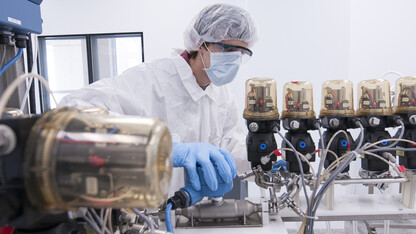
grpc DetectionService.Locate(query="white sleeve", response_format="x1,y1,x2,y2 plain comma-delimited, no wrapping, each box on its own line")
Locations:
220,91,251,175
58,68,152,117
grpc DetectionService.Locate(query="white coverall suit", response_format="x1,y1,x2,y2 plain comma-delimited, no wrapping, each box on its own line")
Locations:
59,54,251,193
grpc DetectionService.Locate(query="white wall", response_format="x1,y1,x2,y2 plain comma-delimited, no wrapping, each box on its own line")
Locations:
40,0,416,193
41,0,416,117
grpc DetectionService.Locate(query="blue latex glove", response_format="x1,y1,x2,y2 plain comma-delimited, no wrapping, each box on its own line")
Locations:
182,167,233,206
172,142,237,191
272,159,287,173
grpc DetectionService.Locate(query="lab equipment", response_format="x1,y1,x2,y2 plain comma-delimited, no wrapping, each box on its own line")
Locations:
243,78,279,171
319,80,357,174
175,199,264,228
0,0,43,34
0,107,173,231
163,77,416,234
0,48,23,77
281,81,315,119
356,79,399,174
281,81,317,174
319,80,355,116
394,76,416,169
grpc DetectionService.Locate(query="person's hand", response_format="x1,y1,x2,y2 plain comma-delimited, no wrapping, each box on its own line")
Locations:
172,142,237,191
182,167,233,206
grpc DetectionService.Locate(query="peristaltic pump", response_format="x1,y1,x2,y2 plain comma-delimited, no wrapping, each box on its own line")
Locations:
357,79,399,176
243,78,280,171
393,76,416,170
281,81,317,174
319,80,357,176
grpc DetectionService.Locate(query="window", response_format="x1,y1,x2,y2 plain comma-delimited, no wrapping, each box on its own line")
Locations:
38,32,144,110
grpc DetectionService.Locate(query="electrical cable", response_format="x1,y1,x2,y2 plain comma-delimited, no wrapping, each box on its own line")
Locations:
360,151,402,176
275,146,317,177
381,71,404,79
362,135,414,152
275,128,311,218
355,121,365,150
403,87,416,99
369,147,416,153
86,210,103,234
87,208,110,234
314,135,401,225
304,121,364,233
364,89,376,109
325,149,339,166
317,129,351,184
0,48,23,77
107,208,113,234
100,208,104,221
101,208,111,234
83,214,101,234
371,118,405,150
308,152,356,232
0,73,57,118
20,35,39,112
165,202,174,233
298,119,409,233
307,122,327,231
132,208,155,234
321,153,353,180
330,90,338,110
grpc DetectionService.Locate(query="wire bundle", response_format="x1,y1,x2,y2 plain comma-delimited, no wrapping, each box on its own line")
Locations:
274,119,414,234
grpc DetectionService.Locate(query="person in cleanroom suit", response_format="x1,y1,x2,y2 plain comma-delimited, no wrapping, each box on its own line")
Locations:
59,3,258,194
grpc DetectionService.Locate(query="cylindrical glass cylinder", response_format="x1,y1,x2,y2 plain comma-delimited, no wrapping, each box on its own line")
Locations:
24,107,172,212
319,80,355,117
393,76,416,114
281,81,315,118
356,79,392,116
243,78,279,120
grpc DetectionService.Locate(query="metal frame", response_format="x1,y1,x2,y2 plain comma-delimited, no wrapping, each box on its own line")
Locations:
36,32,144,111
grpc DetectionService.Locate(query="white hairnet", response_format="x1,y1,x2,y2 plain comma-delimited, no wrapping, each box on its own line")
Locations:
184,3,259,52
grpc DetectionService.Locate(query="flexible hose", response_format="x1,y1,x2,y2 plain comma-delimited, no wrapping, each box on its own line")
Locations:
165,202,174,233
0,48,23,77
132,208,155,234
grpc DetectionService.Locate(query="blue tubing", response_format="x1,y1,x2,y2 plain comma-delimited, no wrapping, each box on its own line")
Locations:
165,202,174,233
0,48,23,77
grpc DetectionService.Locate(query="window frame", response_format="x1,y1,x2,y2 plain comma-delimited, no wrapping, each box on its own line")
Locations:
37,32,145,111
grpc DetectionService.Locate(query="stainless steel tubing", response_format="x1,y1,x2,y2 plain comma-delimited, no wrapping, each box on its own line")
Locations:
175,199,261,219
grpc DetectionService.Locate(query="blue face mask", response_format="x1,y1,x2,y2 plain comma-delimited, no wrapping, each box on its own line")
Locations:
200,48,242,86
